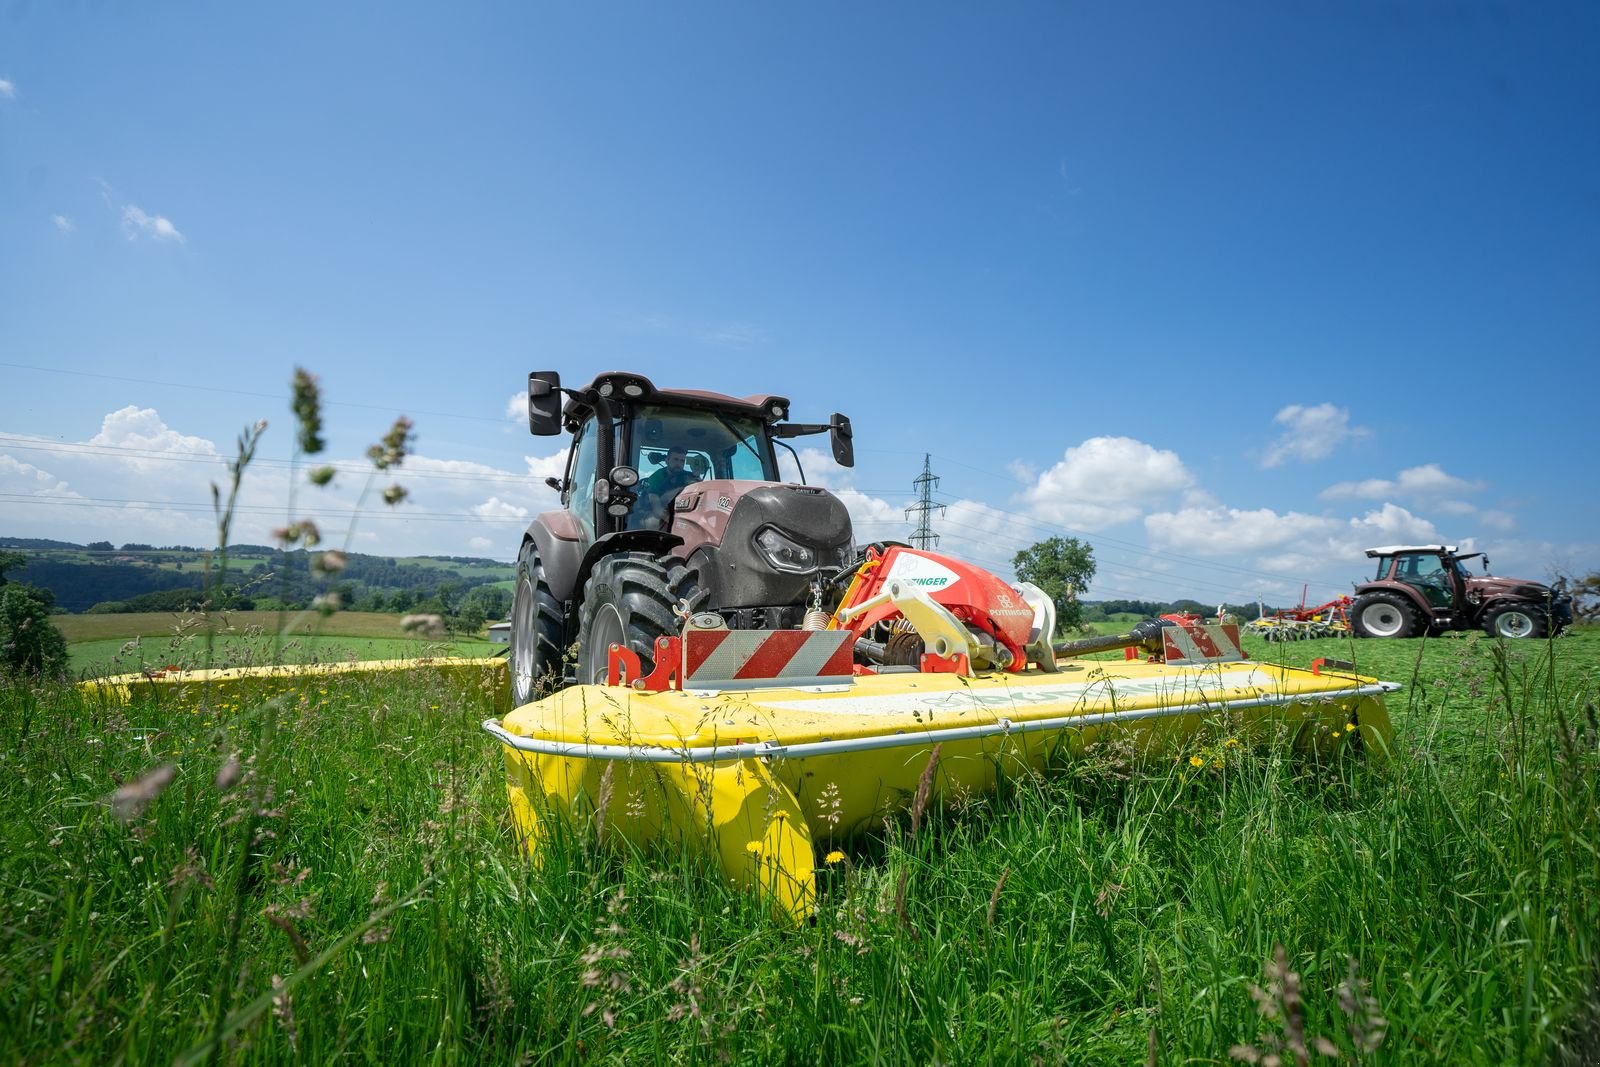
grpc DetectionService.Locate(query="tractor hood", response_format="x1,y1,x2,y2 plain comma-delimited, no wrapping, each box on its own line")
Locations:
668,480,854,609
1468,576,1552,600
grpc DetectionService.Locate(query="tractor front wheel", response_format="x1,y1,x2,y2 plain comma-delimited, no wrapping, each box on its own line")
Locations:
1352,591,1421,639
510,541,568,706
576,552,704,686
1483,602,1548,640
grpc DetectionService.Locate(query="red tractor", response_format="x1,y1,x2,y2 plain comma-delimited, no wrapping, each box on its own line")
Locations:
509,371,857,703
1350,545,1572,640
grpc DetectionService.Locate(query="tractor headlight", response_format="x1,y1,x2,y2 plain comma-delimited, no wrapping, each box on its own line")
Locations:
753,526,817,574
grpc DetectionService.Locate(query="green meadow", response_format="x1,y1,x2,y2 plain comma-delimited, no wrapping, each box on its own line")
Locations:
2,628,1597,1064
55,611,497,678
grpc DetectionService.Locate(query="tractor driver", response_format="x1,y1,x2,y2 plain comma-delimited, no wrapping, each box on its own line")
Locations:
634,445,702,528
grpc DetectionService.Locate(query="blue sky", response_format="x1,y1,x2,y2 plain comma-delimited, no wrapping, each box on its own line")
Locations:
2,2,1596,605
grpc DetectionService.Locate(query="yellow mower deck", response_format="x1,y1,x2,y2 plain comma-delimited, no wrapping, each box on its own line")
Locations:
488,658,1396,922
80,656,510,711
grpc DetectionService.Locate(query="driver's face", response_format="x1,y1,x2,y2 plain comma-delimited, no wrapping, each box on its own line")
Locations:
667,451,685,469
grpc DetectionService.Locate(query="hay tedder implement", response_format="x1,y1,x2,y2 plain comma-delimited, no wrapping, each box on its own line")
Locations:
483,371,1399,920
1245,595,1353,642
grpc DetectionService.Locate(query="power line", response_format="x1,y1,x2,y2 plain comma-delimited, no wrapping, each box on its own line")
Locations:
0,492,532,525
0,361,507,424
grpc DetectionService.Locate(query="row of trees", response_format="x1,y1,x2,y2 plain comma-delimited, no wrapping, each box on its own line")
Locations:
7,548,509,615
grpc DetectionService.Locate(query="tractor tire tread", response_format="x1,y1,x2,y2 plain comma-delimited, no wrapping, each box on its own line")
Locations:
577,552,706,683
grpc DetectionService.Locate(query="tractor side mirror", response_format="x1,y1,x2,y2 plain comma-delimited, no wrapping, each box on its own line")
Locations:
829,413,854,468
1482,556,1491,574
528,372,562,436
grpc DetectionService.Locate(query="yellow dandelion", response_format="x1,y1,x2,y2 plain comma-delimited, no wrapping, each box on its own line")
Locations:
1188,755,1204,768
1224,738,1240,748
824,850,846,865
1345,722,1356,732
1211,759,1223,769
744,841,762,856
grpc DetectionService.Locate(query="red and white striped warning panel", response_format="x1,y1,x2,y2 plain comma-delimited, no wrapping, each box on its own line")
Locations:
1161,622,1246,665
682,629,856,689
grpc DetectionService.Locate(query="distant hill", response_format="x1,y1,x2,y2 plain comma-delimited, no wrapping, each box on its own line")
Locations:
2,538,515,618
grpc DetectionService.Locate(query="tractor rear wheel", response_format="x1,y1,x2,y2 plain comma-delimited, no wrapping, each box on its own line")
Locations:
576,552,705,686
510,541,568,706
1352,591,1421,638
1483,602,1548,639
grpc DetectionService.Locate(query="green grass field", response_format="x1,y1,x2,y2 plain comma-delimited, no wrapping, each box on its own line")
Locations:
56,612,497,677
2,629,1597,1064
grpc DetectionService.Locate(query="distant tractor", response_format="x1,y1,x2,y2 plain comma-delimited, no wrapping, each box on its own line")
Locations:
509,370,856,704
1351,545,1572,640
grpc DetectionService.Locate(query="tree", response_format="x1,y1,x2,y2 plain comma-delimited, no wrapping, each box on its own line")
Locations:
1,584,69,680
455,601,487,637
1013,536,1096,631
0,550,27,585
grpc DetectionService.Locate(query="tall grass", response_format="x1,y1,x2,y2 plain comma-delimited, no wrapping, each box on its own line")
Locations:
1,629,1596,1064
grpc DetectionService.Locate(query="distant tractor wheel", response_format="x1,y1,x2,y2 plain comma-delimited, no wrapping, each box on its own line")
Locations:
576,552,705,686
1483,602,1547,640
510,541,567,706
1352,591,1421,639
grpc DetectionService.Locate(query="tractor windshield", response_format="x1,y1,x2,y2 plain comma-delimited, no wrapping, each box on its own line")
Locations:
629,404,776,482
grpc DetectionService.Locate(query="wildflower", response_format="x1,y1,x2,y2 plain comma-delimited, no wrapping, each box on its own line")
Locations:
744,841,762,856
1331,731,1341,739
824,850,846,865
312,550,347,576
1345,722,1356,732
1189,755,1204,768
1224,738,1241,748
290,367,325,455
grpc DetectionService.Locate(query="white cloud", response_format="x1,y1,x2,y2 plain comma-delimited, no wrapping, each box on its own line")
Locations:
1019,436,1192,530
1260,403,1368,467
1145,500,1444,581
506,392,526,422
1146,504,1341,556
470,497,530,523
0,79,14,99
0,455,81,498
52,214,75,233
89,406,218,471
1321,463,1483,501
122,204,185,243
525,451,567,483
469,536,494,551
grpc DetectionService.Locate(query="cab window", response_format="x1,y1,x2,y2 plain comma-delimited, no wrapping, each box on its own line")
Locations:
628,405,775,481
567,417,600,540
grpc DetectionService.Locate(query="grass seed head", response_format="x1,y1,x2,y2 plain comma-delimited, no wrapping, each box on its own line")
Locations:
910,743,941,838
290,367,325,456
108,763,175,821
